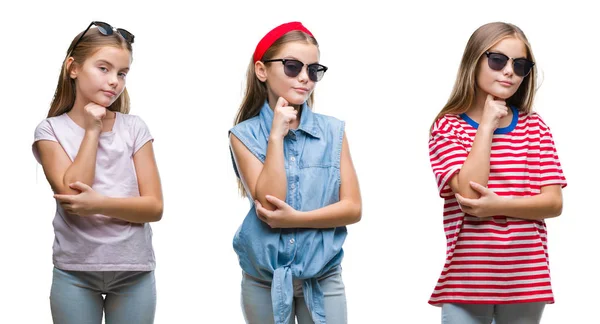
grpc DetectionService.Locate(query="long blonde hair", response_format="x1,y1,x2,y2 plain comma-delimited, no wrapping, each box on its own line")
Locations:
47,28,133,118
432,22,537,128
233,30,319,196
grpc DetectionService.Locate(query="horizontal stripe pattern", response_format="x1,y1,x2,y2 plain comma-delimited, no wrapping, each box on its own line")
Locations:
428,112,566,305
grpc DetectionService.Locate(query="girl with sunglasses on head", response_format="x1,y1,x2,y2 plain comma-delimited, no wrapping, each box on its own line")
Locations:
428,22,567,324
229,22,362,324
32,21,162,324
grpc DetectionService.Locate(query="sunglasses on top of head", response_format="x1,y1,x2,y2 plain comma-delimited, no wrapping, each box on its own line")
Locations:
485,51,535,77
67,21,134,57
262,58,328,82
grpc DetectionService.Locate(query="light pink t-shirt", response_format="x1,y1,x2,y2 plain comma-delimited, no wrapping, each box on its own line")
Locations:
33,112,155,271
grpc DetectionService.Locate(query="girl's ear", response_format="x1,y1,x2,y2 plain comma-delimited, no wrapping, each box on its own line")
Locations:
67,57,78,79
255,61,268,82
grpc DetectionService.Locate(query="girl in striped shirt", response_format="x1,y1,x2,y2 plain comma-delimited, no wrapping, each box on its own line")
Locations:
428,22,567,324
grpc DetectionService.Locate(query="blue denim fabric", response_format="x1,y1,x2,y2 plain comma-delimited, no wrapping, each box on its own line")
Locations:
230,101,346,324
241,266,347,324
441,303,546,324
50,267,156,324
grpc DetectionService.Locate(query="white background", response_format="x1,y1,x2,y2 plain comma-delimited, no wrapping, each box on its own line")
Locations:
0,0,597,323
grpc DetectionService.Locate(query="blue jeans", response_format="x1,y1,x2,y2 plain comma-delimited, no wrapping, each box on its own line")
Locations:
241,267,347,324
50,267,156,324
441,302,546,324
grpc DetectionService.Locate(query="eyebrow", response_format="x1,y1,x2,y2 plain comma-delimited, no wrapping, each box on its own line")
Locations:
488,49,527,59
282,56,320,65
96,59,130,71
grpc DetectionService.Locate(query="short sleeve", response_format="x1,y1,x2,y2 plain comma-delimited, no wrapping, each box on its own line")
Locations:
538,117,567,188
429,118,469,198
32,119,58,164
229,127,266,163
228,119,268,181
132,116,154,154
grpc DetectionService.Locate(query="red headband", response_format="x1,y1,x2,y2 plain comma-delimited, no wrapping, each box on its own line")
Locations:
253,22,313,63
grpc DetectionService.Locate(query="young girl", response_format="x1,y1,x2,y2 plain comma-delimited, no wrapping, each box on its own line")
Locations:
229,22,362,324
32,21,163,324
428,22,567,324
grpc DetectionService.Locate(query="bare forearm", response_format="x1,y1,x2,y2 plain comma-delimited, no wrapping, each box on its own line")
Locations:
255,136,287,209
62,131,99,194
293,200,362,228
96,196,163,223
499,194,562,220
457,127,493,198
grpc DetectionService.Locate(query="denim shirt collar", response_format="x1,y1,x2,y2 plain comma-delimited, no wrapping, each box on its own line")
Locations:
259,100,322,139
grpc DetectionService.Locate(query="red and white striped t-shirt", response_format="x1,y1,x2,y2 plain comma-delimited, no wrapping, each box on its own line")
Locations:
428,108,567,305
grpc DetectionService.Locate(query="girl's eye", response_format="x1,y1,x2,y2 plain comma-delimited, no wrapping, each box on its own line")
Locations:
118,72,127,78
99,67,108,72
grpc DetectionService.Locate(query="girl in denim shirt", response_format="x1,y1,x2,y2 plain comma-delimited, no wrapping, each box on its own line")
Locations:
229,22,362,324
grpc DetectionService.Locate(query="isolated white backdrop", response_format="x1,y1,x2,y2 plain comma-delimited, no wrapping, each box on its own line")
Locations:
0,0,597,323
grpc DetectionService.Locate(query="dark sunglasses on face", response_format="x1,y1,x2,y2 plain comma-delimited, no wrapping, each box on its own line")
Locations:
67,21,135,57
485,51,535,77
262,59,328,82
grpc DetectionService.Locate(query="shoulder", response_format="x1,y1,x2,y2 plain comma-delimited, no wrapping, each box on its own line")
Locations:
34,114,67,137
230,115,262,139
518,111,552,134
118,112,146,127
314,111,344,126
34,118,52,133
431,114,463,135
312,111,345,137
229,115,267,162
118,112,152,134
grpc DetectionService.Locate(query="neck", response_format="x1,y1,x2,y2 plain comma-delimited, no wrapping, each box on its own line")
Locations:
67,95,89,118
465,88,488,119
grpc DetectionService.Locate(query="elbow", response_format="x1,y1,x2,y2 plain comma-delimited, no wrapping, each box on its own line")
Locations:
54,183,80,195
456,184,481,200
255,191,285,212
348,201,362,225
150,199,164,222
454,175,485,199
58,178,91,195
542,195,563,219
552,198,563,218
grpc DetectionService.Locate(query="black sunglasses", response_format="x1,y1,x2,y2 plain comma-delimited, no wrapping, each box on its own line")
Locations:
262,59,328,82
67,21,134,57
485,51,534,77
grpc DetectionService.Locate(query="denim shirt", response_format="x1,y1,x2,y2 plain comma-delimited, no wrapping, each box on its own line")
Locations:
229,101,346,324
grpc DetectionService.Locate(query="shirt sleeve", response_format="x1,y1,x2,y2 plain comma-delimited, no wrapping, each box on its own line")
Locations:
537,116,567,188
32,119,58,164
429,117,469,198
132,116,154,154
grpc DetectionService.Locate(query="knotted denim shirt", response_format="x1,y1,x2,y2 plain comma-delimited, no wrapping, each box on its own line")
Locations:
229,101,347,324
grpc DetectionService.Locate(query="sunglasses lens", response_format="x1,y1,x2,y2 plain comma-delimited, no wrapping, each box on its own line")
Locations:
283,60,303,78
513,59,532,77
95,22,113,36
117,28,135,43
487,53,508,71
308,65,326,82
